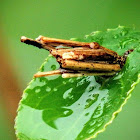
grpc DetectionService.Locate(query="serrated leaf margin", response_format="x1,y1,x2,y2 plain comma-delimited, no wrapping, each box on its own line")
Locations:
87,74,140,140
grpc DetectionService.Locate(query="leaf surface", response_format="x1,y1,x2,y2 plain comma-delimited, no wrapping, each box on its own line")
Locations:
15,26,140,140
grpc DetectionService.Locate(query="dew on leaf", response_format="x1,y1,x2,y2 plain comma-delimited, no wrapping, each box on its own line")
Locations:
62,81,67,84
84,94,99,109
92,104,103,118
16,26,140,140
120,30,128,36
87,128,95,134
85,112,89,116
113,34,119,39
35,88,41,93
46,86,51,92
53,88,57,92
88,85,95,92
63,88,73,99
63,110,73,116
51,65,56,70
119,38,137,49
113,73,123,80
68,78,75,83
89,120,96,126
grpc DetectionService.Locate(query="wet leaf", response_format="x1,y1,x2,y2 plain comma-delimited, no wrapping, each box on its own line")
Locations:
15,26,140,140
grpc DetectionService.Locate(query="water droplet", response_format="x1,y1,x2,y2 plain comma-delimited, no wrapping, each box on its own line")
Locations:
63,88,73,99
88,86,95,92
51,65,56,70
85,99,92,109
93,104,103,118
97,123,102,127
113,35,119,39
87,128,95,134
85,94,99,109
31,78,46,89
89,120,96,126
77,79,86,86
63,109,73,116
35,88,41,93
101,97,106,101
120,30,128,36
63,110,69,115
46,87,51,92
53,88,57,91
68,78,75,83
105,103,111,109
69,95,74,99
119,38,136,49
92,93,99,99
113,73,123,80
63,81,66,84
98,118,103,123
85,112,89,116
131,66,136,72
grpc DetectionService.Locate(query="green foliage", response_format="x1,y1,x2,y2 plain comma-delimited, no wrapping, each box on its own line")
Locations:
15,26,140,140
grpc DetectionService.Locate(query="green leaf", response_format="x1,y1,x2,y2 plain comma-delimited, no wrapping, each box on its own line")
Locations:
15,26,140,140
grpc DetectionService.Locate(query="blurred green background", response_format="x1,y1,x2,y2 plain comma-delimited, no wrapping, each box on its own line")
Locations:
0,0,140,139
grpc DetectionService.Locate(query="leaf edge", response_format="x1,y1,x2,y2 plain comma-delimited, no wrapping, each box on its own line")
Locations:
86,74,140,140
